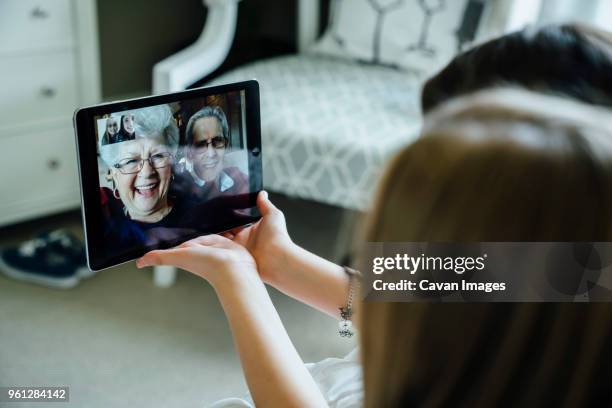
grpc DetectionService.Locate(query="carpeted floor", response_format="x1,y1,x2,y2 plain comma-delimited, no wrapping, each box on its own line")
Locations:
0,194,359,407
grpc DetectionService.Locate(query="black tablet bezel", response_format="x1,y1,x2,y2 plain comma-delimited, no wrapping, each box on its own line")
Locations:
73,80,262,271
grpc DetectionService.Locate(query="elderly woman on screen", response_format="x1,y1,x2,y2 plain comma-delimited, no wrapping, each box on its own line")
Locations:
97,104,195,249
100,104,179,224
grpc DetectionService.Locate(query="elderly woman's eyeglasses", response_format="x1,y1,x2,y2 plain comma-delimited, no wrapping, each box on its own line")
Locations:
113,152,173,174
194,136,228,150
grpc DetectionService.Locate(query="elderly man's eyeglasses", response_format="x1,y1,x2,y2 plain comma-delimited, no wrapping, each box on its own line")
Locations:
194,136,228,150
113,152,173,174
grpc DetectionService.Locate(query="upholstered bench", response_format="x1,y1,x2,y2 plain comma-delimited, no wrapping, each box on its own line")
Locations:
208,54,423,210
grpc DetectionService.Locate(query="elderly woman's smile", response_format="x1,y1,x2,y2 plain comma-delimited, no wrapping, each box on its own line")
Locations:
135,181,159,196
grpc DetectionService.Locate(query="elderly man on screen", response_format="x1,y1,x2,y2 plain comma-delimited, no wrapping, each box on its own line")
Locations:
173,105,253,231
179,106,249,199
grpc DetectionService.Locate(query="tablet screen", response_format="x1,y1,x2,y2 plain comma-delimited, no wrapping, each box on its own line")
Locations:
75,82,262,270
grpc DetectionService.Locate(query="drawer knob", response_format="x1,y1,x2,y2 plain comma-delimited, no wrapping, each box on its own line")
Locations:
40,87,56,98
47,159,60,170
31,6,49,19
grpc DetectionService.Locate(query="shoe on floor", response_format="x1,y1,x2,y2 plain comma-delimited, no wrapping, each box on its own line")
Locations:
0,229,89,289
40,229,93,278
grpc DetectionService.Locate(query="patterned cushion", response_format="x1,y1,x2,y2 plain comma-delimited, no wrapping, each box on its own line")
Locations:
310,0,471,75
209,55,423,210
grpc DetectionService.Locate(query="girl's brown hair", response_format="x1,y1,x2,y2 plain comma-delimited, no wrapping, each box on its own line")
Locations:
360,89,612,407
422,24,612,113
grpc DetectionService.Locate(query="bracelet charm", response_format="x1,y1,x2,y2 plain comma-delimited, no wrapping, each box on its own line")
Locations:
339,313,354,337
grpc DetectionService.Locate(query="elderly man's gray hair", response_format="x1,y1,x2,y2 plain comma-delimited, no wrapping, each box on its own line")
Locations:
99,104,179,167
185,106,230,147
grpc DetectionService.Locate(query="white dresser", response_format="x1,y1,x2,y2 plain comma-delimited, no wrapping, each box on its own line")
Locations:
0,0,100,227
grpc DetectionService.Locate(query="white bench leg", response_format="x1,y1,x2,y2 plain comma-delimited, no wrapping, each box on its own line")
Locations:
153,265,177,287
333,209,359,264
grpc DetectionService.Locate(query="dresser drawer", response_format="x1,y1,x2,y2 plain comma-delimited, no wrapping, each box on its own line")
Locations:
0,127,80,226
0,0,74,55
0,51,78,129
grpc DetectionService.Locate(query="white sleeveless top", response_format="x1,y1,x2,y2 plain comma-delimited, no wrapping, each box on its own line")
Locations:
208,348,363,408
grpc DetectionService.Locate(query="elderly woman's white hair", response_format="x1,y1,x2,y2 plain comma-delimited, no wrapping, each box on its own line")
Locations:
99,104,179,167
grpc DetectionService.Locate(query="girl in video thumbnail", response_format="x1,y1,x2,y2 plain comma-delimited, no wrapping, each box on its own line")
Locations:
114,113,136,143
100,116,119,145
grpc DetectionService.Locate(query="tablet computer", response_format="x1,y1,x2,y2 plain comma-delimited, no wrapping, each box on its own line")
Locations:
74,80,262,271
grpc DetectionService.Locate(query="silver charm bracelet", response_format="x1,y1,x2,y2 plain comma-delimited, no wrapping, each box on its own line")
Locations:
339,266,361,338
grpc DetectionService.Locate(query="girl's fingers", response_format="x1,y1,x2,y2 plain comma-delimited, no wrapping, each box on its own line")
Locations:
137,243,219,269
136,234,239,270
177,240,198,248
176,234,225,248
221,231,236,240
228,225,245,235
256,190,276,216
189,234,234,248
137,248,185,268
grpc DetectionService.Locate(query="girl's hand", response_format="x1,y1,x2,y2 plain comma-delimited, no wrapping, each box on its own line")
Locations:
136,234,258,291
224,191,294,285
225,191,349,320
